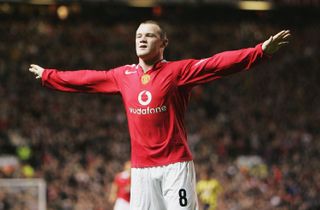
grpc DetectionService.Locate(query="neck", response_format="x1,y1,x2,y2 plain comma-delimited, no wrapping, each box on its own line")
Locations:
139,56,163,73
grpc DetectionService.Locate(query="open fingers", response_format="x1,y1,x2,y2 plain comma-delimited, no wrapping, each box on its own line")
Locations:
278,41,289,46
273,30,291,42
29,64,44,79
282,32,291,39
30,64,41,70
29,64,44,73
29,67,36,73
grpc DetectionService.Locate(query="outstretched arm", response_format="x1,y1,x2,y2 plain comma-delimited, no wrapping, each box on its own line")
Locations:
262,30,291,55
177,29,291,87
28,64,120,94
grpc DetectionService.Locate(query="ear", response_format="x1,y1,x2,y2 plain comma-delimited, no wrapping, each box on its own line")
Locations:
162,38,168,48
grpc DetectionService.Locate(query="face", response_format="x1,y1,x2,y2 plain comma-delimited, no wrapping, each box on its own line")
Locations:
135,23,165,60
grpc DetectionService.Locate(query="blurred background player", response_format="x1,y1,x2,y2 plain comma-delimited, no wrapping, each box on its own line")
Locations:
109,161,131,210
196,167,222,210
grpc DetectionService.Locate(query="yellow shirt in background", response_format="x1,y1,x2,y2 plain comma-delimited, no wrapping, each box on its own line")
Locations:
196,179,222,210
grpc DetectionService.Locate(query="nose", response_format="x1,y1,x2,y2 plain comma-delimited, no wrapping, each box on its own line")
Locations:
139,38,147,43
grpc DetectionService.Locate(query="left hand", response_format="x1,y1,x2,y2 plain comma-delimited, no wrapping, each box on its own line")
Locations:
29,64,44,79
262,30,291,55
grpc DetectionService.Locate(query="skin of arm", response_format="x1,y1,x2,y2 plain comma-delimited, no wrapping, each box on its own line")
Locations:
108,182,118,204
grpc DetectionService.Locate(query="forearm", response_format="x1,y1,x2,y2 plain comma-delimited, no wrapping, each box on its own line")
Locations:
178,43,268,86
205,43,267,76
42,69,119,93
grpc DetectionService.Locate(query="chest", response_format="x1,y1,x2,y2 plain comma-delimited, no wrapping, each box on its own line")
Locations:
120,69,177,106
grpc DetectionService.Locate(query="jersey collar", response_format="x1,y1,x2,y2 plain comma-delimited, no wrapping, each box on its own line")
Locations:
137,59,167,74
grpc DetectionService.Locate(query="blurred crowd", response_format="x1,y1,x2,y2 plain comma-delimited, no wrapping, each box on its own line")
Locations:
0,10,319,210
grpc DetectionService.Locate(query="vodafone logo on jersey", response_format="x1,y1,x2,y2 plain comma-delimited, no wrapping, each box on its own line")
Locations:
138,90,152,106
128,90,167,115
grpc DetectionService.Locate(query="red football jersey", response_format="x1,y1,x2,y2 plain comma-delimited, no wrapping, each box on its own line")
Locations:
114,171,131,202
42,44,266,167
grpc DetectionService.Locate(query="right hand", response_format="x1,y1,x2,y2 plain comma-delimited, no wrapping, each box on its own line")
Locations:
29,64,44,79
262,30,291,55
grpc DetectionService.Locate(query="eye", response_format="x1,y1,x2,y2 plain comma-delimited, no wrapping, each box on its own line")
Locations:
146,33,156,37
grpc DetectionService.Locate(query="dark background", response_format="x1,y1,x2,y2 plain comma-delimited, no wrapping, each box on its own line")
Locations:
0,1,319,209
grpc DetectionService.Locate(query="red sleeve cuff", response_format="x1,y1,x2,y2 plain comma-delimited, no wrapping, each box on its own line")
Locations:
41,69,54,86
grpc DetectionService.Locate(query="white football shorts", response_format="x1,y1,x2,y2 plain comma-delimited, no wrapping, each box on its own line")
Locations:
130,161,199,210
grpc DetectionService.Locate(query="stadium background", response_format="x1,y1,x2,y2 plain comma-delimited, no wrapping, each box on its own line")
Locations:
0,0,319,209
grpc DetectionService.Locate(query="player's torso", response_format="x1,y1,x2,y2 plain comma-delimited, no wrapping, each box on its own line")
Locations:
114,61,193,167
119,62,177,113
116,62,184,145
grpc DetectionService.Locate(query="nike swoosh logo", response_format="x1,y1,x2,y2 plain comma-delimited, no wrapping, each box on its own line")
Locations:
125,70,137,75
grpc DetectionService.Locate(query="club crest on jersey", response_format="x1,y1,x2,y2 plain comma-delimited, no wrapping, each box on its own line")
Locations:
141,74,151,85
